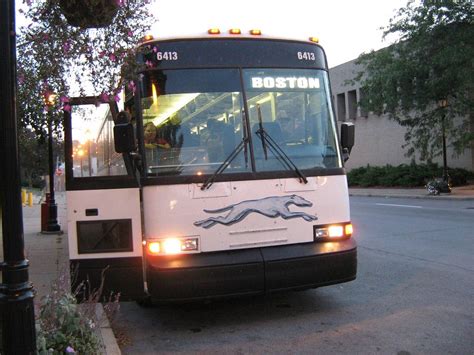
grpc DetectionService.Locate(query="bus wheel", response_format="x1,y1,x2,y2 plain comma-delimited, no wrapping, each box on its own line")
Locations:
136,296,154,307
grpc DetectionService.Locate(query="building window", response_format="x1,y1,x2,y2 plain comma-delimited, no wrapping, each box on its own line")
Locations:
336,93,346,121
348,90,357,120
358,88,368,118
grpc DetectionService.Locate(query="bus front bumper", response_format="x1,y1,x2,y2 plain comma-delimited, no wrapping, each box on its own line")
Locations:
146,239,357,301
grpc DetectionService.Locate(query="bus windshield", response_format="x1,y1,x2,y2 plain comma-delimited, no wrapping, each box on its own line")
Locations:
243,68,341,171
139,68,341,177
141,68,250,176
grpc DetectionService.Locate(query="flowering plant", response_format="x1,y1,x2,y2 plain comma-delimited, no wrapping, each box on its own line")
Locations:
17,0,155,136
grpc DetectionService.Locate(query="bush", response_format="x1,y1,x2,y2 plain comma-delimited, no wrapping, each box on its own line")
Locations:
36,274,102,354
347,163,474,187
36,268,120,354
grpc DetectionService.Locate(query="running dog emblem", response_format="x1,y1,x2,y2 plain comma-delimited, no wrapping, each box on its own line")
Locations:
194,194,317,229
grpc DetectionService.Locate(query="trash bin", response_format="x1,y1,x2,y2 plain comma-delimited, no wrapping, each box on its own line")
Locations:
41,193,50,232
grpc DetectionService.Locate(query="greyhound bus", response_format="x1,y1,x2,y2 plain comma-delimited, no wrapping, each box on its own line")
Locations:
64,29,356,302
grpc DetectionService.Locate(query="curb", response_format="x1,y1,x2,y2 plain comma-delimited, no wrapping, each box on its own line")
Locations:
96,303,121,355
349,191,474,201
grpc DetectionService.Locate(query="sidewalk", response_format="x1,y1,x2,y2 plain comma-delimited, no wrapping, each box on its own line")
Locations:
349,184,474,200
20,192,121,355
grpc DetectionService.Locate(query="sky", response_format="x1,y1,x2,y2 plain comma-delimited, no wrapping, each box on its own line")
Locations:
148,0,409,68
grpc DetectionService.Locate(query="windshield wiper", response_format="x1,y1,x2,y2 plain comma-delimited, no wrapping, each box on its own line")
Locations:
255,105,307,184
201,138,248,190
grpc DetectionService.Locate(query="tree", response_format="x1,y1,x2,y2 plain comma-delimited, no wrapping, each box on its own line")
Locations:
16,0,155,138
18,126,62,188
353,0,474,161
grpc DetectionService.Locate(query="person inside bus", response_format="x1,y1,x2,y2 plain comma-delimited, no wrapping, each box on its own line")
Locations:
144,122,158,149
144,121,170,149
277,110,292,140
205,119,234,163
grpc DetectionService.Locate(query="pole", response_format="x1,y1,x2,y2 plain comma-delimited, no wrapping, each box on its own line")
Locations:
46,113,61,232
441,113,449,183
0,0,37,353
438,99,449,185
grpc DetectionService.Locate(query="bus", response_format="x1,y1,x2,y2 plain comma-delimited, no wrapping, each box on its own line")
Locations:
64,29,356,302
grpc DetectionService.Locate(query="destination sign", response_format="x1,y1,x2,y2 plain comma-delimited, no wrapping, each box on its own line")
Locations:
250,76,320,89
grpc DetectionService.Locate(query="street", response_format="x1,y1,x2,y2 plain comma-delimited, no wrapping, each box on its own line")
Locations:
114,196,474,354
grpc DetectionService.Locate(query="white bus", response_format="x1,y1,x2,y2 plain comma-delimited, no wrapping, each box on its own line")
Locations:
64,29,356,302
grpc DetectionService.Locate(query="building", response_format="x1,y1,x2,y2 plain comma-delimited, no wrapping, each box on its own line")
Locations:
329,59,474,172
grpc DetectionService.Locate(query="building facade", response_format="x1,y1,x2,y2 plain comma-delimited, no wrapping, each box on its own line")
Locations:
329,59,474,172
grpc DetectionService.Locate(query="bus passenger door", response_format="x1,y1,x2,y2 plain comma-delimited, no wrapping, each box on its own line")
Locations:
64,98,144,301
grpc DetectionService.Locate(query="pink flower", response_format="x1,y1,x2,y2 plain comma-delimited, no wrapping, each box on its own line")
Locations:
18,74,25,85
63,104,72,112
100,92,109,102
99,51,106,58
128,80,136,94
109,53,117,62
63,40,71,53
60,96,70,104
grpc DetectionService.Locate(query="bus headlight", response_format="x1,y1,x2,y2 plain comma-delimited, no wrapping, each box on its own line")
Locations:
146,237,200,255
314,223,353,240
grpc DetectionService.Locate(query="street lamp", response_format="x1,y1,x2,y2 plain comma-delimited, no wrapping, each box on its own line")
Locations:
43,91,61,233
438,99,450,185
0,0,37,352
77,148,85,177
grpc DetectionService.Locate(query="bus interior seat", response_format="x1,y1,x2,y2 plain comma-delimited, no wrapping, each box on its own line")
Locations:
251,121,285,170
206,119,235,162
174,124,199,148
252,121,284,148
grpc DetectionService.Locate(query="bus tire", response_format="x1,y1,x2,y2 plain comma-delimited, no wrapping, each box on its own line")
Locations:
136,296,154,308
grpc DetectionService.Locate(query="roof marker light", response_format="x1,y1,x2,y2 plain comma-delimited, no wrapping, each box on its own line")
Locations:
208,28,221,35
229,28,241,35
249,29,262,35
143,34,154,41
309,36,319,43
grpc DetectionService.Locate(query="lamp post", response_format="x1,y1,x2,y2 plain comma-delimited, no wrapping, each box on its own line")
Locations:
44,92,61,233
78,148,85,177
0,0,37,352
438,99,450,185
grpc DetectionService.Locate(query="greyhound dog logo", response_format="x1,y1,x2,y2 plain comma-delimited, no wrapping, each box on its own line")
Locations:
194,194,317,229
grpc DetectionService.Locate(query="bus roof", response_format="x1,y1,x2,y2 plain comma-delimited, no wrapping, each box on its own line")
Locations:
140,30,320,47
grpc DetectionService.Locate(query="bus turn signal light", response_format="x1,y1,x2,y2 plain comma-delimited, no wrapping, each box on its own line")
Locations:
208,28,221,35
146,237,199,255
309,36,319,43
314,223,352,240
147,241,160,254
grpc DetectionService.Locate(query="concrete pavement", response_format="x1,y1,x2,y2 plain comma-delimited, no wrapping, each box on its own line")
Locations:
1,183,472,353
349,184,474,200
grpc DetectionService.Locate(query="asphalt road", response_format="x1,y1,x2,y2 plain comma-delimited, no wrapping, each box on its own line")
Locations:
115,196,474,354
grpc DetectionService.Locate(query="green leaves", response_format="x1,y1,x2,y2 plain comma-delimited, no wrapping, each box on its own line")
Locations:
354,0,474,160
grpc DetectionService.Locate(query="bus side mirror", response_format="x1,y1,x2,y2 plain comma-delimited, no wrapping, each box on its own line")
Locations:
113,111,136,153
340,122,355,162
